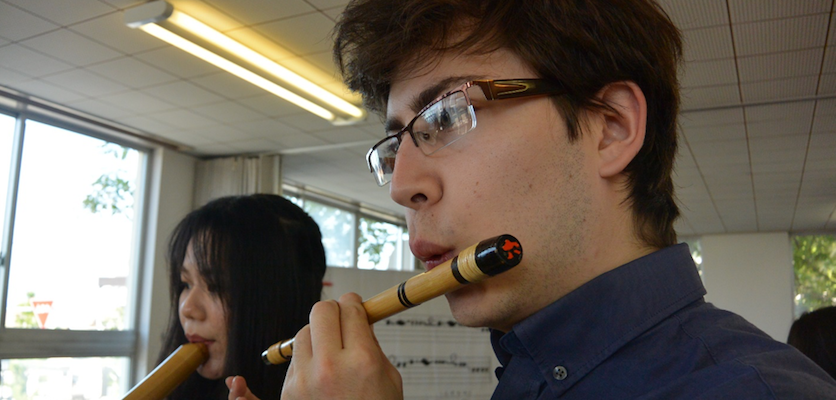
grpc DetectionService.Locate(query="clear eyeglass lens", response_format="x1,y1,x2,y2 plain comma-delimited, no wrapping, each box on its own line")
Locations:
370,136,399,185
412,91,474,155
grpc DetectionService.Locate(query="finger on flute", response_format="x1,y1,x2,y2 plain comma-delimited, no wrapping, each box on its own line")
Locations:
262,234,523,365
122,342,208,400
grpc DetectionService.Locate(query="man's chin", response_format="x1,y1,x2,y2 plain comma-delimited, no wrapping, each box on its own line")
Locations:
446,288,491,328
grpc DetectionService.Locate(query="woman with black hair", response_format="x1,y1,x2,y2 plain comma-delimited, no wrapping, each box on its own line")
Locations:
156,194,326,399
788,306,836,380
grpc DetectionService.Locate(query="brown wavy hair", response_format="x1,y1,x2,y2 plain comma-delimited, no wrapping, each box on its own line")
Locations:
334,0,683,248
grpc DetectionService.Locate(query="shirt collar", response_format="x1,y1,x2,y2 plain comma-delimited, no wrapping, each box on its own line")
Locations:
490,243,706,395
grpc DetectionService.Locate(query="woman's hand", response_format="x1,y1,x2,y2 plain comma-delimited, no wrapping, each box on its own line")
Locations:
226,375,260,400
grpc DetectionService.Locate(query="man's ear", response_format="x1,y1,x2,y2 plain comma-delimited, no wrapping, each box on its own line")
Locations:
595,81,647,178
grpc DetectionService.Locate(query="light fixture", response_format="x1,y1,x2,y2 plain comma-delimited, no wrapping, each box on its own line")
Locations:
125,1,365,124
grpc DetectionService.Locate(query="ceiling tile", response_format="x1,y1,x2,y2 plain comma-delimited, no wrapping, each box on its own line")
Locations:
753,172,802,191
743,76,819,102
280,111,338,133
682,123,746,142
189,71,266,100
0,44,74,77
744,101,815,121
682,26,733,62
115,114,177,135
680,58,738,87
812,115,836,133
186,125,256,143
100,0,143,8
312,126,376,144
817,99,836,116
205,0,315,25
690,140,749,162
320,5,346,21
819,74,836,94
86,56,178,89
746,119,811,138
254,13,334,56
307,0,350,10
680,108,744,128
680,85,741,110
728,0,832,23
20,29,122,67
823,47,836,74
41,68,130,98
234,118,303,138
0,2,59,41
96,90,177,114
71,12,164,55
4,0,116,25
733,14,829,57
191,101,266,123
237,93,313,118
228,137,283,153
146,108,220,129
5,78,86,104
657,0,728,30
271,131,328,148
63,97,132,120
0,65,34,87
749,136,809,153
750,158,805,174
737,49,823,82
140,81,226,107
133,46,221,79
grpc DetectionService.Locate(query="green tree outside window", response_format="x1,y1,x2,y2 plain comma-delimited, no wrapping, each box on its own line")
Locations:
792,234,836,318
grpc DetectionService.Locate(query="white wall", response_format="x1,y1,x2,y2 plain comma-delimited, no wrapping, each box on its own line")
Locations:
133,148,196,381
700,232,795,341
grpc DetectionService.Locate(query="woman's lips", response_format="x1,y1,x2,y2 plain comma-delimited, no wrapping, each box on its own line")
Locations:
186,334,214,346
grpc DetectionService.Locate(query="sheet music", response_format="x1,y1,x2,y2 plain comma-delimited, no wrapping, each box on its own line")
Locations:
323,268,499,399
376,313,496,399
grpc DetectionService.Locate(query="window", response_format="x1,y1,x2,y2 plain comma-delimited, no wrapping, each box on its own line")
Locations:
0,111,148,398
792,234,836,318
358,217,410,271
283,186,415,271
304,199,356,268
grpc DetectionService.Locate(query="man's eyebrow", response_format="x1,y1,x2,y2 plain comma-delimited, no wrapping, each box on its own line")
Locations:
384,75,481,133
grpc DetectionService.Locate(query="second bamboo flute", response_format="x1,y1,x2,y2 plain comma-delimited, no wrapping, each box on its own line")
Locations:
262,234,523,365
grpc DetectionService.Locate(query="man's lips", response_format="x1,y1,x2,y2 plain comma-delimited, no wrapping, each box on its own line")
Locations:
410,240,455,271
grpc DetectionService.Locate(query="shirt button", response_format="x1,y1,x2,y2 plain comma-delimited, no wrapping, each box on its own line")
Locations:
553,365,568,380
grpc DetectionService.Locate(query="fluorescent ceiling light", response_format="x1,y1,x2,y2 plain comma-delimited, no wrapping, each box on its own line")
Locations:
125,1,365,123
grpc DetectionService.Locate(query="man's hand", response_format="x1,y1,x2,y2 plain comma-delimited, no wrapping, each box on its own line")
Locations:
281,292,403,399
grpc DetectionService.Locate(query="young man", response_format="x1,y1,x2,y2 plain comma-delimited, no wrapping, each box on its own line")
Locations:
229,1,836,399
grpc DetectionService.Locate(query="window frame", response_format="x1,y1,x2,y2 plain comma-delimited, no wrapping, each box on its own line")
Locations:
282,183,417,271
0,98,154,390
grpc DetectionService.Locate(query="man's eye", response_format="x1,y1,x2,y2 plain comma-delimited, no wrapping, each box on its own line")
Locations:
438,109,453,129
415,130,436,143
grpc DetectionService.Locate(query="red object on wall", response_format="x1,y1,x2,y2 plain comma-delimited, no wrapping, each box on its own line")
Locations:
31,300,53,329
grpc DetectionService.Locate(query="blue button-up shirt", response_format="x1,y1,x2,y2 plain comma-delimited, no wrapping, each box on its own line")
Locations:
490,244,836,399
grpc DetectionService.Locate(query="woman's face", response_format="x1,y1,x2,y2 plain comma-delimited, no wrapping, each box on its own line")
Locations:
178,241,228,379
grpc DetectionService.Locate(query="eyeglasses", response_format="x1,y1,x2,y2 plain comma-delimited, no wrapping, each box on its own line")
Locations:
366,79,565,186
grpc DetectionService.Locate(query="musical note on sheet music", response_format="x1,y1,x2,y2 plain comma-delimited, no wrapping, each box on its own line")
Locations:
376,314,497,399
